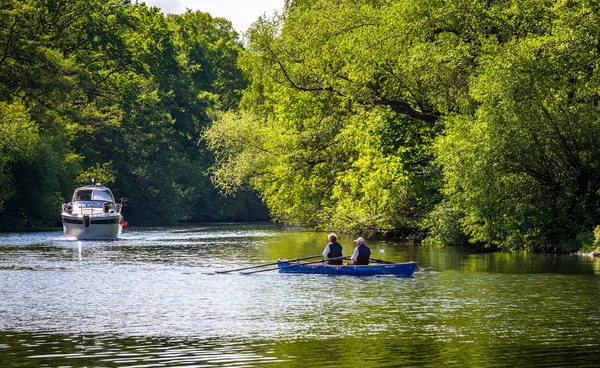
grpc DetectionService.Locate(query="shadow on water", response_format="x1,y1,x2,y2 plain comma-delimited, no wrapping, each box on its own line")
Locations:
1,223,600,367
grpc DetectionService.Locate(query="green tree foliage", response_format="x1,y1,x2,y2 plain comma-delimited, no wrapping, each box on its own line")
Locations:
436,1,600,250
206,0,600,249
0,0,266,229
0,0,84,229
206,0,486,234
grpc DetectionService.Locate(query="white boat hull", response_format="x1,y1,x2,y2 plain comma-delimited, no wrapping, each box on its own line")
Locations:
62,213,123,240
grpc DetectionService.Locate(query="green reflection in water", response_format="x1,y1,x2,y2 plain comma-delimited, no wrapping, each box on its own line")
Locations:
2,329,599,367
0,332,284,367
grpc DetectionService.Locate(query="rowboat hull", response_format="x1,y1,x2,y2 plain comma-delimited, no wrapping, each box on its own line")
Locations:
277,260,417,277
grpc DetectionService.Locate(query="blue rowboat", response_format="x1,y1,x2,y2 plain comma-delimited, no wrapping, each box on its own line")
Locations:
276,260,417,277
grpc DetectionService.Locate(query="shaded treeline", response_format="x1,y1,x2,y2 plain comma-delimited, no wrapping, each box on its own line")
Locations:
0,0,268,229
205,0,600,251
4,0,600,252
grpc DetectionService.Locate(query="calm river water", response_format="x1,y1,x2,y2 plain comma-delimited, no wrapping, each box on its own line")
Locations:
1,223,600,367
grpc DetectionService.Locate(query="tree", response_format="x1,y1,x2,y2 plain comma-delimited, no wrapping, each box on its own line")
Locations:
204,0,528,234
0,0,266,229
435,1,600,250
0,0,93,228
206,0,600,250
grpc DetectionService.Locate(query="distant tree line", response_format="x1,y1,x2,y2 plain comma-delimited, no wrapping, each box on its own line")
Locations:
0,0,268,229
205,0,600,252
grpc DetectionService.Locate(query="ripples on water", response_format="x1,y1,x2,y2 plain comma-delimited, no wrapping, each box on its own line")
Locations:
1,224,600,367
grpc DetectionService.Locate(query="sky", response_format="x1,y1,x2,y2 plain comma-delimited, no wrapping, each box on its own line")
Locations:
142,0,285,34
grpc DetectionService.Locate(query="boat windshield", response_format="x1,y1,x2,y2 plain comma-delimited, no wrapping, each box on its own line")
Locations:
72,189,115,203
92,190,112,202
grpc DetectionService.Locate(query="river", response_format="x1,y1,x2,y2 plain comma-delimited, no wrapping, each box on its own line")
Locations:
1,223,599,367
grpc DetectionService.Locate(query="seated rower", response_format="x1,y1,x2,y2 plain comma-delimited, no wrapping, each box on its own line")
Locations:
348,237,371,265
322,233,344,265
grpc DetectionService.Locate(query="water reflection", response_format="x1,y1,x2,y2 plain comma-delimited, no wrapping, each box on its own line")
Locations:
1,224,600,367
1,332,283,367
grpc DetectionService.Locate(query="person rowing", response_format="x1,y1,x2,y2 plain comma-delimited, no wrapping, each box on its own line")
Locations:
322,233,344,265
348,237,371,265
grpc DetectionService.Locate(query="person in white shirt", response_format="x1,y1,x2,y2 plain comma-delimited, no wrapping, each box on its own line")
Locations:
322,233,344,265
348,237,371,265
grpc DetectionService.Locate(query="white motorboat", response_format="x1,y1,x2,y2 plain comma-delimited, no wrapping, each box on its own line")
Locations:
61,184,126,239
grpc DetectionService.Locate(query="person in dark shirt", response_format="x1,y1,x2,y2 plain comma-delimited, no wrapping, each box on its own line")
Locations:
349,237,371,265
322,233,344,265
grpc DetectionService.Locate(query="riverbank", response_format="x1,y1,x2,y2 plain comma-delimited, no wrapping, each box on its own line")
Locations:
572,251,600,257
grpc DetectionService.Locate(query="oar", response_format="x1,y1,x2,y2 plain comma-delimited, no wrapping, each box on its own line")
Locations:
215,254,323,274
369,248,394,264
370,258,395,264
241,256,350,275
241,256,349,275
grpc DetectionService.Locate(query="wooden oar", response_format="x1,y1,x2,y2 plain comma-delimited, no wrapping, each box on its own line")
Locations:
368,249,395,264
369,258,395,264
215,254,323,274
241,256,350,275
